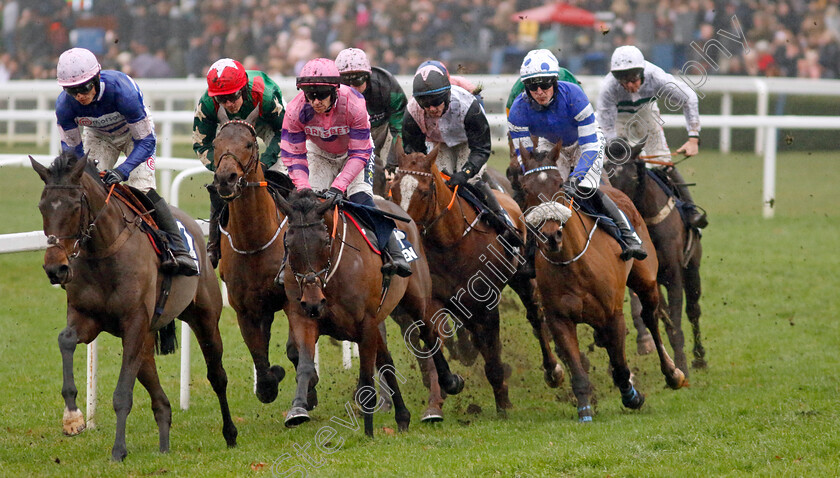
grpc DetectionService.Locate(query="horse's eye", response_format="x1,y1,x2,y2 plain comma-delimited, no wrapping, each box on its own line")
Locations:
247,142,254,149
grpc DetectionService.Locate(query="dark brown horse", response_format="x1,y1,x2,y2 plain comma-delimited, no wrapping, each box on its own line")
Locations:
517,143,686,422
604,140,705,372
32,151,236,461
390,142,563,417
212,120,289,404
276,190,464,436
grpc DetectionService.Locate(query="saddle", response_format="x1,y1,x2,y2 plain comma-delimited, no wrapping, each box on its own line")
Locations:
573,195,629,250
645,168,700,232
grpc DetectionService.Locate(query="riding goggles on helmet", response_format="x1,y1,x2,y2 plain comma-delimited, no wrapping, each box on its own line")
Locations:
416,92,448,109
340,73,369,87
612,68,644,84
524,78,555,92
302,86,335,101
215,89,242,104
64,79,96,96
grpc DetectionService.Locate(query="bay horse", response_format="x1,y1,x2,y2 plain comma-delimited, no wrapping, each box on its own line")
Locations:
275,189,464,436
211,120,289,405
604,139,705,372
213,121,454,422
390,142,563,417
517,143,686,422
31,151,236,461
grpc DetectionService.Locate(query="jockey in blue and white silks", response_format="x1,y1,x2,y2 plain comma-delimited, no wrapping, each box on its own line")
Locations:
54,48,197,276
507,49,647,261
56,62,156,192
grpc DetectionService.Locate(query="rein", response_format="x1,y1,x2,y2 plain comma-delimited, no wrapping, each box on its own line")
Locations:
288,205,346,292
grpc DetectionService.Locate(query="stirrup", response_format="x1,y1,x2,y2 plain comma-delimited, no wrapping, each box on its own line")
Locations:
174,252,199,276
160,250,179,275
619,243,647,261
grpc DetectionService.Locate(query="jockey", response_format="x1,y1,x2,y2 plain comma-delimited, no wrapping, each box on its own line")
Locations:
55,47,197,276
402,61,521,246
505,49,580,117
280,58,412,278
335,48,407,195
193,58,287,268
508,49,647,261
598,45,707,229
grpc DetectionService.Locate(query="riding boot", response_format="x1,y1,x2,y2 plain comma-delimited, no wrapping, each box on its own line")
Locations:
382,230,412,278
665,167,708,229
206,185,223,268
147,189,199,276
588,187,647,261
521,232,537,278
475,180,524,247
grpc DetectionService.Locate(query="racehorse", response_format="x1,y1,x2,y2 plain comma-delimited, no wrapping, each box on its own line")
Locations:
604,140,705,372
31,151,236,461
275,189,464,436
212,120,290,405
390,141,564,417
517,143,686,421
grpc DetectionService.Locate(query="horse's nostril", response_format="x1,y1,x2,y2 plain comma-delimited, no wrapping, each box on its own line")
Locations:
227,173,237,184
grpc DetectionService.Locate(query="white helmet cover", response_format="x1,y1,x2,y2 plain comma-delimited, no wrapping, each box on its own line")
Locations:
520,49,560,81
610,45,645,72
335,48,372,74
57,48,101,87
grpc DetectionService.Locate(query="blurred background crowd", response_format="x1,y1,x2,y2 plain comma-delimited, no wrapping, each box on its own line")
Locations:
1,0,839,82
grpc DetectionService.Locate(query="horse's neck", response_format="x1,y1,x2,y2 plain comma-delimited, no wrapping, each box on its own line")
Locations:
557,208,596,261
425,169,475,247
228,172,282,238
81,175,126,250
635,174,668,218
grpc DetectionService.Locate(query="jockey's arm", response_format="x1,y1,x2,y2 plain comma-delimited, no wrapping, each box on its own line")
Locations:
259,91,286,168
113,87,156,178
193,98,217,171
651,66,701,156
567,86,603,182
387,88,407,145
401,113,427,155
506,101,533,169
279,115,311,190
462,101,492,176
331,110,372,193
596,76,619,140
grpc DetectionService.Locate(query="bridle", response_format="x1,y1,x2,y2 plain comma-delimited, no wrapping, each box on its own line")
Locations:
286,206,347,294
395,167,469,237
43,182,121,260
215,120,260,201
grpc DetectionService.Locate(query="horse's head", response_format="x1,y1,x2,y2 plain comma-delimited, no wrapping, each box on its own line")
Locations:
212,120,261,201
518,142,571,252
275,189,335,319
603,137,647,199
389,139,441,222
31,152,99,285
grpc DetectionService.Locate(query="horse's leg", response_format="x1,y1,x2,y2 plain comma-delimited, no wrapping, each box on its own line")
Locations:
376,321,393,412
58,314,100,436
284,318,318,427
237,310,285,404
454,325,479,366
684,244,706,369
662,268,689,377
471,309,512,415
629,273,686,390
285,334,318,411
507,273,563,387
374,335,411,432
547,315,593,422
391,309,446,422
111,325,154,461
598,316,645,410
629,291,654,355
356,322,380,437
182,310,238,447
135,346,171,453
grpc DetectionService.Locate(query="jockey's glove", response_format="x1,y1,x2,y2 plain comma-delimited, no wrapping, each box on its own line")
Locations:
102,169,125,186
446,170,470,187
323,187,344,206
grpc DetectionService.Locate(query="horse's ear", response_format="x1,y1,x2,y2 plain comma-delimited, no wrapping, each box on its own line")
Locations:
30,155,49,183
274,189,293,217
71,153,88,181
519,141,532,163
427,143,440,164
395,135,405,160
314,197,336,216
548,140,562,163
632,136,647,159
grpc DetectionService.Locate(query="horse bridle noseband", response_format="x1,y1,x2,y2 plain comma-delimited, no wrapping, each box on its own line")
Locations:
43,183,116,259
215,120,260,200
395,167,471,236
286,215,336,293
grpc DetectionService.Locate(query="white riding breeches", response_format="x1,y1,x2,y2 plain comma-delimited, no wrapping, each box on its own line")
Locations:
614,101,670,158
305,140,374,198
83,129,156,192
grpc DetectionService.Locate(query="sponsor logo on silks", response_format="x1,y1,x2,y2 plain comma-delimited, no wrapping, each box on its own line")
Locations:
303,125,350,138
394,229,419,263
146,156,156,170
75,112,123,129
176,219,201,273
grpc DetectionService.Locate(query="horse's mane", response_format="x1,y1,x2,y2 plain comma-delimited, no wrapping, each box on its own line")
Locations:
288,189,324,216
48,150,103,184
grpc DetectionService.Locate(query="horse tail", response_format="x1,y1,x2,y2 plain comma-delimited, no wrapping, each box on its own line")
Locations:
155,321,179,355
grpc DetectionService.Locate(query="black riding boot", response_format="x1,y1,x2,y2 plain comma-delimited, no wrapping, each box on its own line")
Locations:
475,180,523,247
587,187,647,261
665,167,707,228
382,230,412,278
147,189,199,276
206,185,223,269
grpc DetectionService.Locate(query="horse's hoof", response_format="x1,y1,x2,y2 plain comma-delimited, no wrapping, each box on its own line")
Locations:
636,334,655,355
420,407,444,423
223,423,238,448
544,364,565,388
443,374,465,395
621,386,646,409
111,446,127,462
305,387,319,411
667,368,687,389
397,421,409,432
62,408,85,436
284,407,310,428
577,405,593,423
692,358,707,369
270,365,286,384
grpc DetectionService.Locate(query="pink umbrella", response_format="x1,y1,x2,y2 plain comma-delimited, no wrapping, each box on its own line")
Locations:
512,2,596,27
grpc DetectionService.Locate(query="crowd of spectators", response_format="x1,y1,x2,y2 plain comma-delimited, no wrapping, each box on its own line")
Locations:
1,0,839,82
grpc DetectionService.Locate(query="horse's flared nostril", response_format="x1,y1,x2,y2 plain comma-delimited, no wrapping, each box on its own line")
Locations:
227,172,237,185
45,264,71,284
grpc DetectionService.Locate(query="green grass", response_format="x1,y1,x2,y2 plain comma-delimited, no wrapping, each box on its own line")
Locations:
1,149,839,476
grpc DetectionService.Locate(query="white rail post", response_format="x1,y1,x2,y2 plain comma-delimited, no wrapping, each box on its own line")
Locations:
86,339,98,428
180,323,191,410
36,95,48,147
720,93,732,153
754,79,768,155
342,341,352,369
7,97,15,146
763,126,777,219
